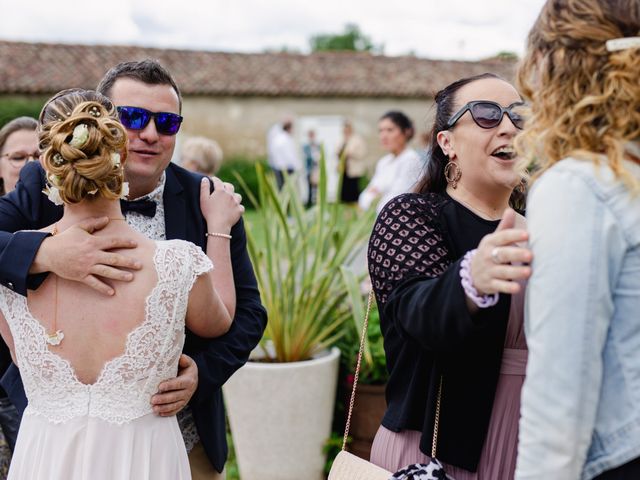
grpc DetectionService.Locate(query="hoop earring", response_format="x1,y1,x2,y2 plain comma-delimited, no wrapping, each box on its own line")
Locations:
514,178,527,194
444,161,462,189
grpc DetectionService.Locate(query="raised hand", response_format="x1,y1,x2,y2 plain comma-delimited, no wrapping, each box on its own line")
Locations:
199,176,245,234
470,208,532,296
31,216,141,296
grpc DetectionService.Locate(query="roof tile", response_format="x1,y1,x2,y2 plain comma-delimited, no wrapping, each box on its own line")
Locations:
0,40,516,97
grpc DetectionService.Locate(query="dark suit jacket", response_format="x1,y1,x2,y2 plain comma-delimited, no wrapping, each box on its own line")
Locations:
0,161,267,473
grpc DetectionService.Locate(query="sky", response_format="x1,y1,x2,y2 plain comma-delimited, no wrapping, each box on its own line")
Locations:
0,0,547,61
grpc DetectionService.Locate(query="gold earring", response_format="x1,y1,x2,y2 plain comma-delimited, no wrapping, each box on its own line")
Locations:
444,160,461,189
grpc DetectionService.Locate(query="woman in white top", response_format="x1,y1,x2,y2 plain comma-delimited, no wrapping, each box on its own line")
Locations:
358,111,423,213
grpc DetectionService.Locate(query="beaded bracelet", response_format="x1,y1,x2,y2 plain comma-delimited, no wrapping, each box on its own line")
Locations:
206,232,232,240
459,249,499,308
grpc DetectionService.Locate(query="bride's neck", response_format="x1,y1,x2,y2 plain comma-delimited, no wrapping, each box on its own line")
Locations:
58,197,125,229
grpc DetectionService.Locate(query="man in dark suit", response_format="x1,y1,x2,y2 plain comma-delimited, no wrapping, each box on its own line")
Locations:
0,60,267,479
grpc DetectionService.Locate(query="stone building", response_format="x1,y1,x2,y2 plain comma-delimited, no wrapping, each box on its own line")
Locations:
0,40,515,167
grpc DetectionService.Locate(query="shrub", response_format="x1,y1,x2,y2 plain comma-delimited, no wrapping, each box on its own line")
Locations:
216,156,267,210
0,96,46,127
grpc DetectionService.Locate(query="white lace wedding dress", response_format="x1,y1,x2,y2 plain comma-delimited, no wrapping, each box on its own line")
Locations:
0,240,212,480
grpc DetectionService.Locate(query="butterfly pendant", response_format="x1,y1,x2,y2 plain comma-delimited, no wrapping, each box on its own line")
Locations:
45,330,65,346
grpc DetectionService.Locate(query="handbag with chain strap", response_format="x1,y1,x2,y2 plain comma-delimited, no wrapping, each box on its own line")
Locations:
328,291,392,480
328,290,451,480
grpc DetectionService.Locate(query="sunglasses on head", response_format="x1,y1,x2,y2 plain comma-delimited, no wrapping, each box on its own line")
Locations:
446,101,525,130
116,106,183,136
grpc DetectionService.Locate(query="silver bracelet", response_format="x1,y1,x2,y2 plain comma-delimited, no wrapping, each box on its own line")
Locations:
206,232,232,240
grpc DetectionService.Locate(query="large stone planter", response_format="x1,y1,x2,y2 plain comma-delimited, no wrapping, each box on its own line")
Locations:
223,347,341,480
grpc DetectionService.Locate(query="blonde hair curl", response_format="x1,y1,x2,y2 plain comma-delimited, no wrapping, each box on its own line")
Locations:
39,90,128,204
516,0,640,189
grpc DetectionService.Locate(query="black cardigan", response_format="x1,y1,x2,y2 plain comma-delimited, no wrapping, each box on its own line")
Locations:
368,192,511,472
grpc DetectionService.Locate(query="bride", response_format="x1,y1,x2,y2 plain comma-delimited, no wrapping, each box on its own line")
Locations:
0,89,236,479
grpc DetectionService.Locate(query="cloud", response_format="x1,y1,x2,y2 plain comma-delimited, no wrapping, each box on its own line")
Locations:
0,0,547,59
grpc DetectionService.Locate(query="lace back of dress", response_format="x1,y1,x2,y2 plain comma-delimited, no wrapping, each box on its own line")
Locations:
0,240,209,425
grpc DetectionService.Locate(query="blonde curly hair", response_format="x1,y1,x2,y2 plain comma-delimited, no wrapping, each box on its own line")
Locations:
516,0,640,189
38,89,128,204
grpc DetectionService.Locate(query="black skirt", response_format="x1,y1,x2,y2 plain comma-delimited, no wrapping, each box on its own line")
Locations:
340,175,361,203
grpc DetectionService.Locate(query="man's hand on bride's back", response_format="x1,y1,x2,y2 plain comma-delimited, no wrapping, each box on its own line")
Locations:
31,216,142,296
151,354,198,417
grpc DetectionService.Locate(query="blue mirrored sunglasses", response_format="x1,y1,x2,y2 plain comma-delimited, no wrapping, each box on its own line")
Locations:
117,106,183,136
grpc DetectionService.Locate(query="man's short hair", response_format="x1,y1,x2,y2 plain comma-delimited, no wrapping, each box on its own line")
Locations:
96,59,182,112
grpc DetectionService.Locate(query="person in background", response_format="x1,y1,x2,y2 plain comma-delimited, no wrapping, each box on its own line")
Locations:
368,73,531,479
358,111,423,213
0,117,38,195
515,1,640,479
338,120,367,204
302,129,320,206
180,136,223,176
268,119,301,190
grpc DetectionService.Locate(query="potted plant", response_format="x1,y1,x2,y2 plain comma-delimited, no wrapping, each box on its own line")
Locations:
222,156,376,480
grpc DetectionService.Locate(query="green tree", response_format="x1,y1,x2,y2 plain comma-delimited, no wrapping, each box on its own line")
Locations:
310,23,382,53
494,51,519,61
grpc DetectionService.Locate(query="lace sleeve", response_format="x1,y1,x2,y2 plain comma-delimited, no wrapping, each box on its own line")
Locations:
368,193,452,306
181,242,214,292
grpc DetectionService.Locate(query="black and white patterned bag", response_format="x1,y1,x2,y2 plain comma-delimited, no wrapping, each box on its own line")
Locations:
390,459,451,479
389,376,453,480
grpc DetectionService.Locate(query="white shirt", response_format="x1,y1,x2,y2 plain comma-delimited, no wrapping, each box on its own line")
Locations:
266,124,281,169
270,129,302,171
124,173,166,241
358,148,423,213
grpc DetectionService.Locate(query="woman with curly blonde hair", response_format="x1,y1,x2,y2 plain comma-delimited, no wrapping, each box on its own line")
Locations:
0,89,239,480
515,1,640,479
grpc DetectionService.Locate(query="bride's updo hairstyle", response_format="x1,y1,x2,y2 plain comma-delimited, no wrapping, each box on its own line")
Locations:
38,88,128,204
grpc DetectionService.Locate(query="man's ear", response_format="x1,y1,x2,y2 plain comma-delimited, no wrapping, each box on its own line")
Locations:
436,130,455,159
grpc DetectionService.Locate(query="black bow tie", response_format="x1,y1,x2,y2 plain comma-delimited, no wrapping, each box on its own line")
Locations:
120,198,157,218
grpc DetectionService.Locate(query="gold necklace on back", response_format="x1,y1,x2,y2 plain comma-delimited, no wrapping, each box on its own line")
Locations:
45,217,127,346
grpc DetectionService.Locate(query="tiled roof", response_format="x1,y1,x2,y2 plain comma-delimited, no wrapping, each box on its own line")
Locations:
0,40,516,98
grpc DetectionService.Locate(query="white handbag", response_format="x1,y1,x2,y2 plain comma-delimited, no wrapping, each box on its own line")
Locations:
328,290,451,480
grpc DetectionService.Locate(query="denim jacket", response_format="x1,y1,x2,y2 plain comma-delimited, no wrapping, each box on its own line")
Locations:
516,149,640,480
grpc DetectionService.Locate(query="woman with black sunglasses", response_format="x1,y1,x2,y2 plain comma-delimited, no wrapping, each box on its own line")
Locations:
368,72,532,479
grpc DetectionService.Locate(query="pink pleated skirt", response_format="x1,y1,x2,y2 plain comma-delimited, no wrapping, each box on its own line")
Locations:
370,348,526,480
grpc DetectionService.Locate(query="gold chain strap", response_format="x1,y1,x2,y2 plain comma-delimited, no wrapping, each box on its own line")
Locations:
431,375,443,458
341,290,444,459
342,290,375,451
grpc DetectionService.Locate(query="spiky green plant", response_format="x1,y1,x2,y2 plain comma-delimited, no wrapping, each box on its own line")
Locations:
238,151,376,362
